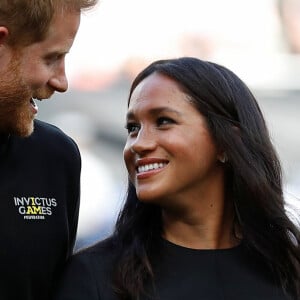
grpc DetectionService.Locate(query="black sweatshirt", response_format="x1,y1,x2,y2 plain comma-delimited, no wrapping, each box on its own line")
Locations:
0,119,81,300
54,238,292,300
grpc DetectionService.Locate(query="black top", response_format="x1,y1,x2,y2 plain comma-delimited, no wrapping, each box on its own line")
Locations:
0,119,81,300
54,237,292,300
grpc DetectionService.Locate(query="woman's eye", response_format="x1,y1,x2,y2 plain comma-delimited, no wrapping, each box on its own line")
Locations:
157,117,175,126
125,123,140,134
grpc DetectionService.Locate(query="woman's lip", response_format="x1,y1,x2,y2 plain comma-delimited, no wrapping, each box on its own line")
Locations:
136,157,169,167
135,158,169,179
136,165,166,179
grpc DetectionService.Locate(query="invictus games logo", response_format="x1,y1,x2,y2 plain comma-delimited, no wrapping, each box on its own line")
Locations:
14,196,57,220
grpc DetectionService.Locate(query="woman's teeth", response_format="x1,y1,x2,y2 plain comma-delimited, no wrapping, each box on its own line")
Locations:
137,163,166,173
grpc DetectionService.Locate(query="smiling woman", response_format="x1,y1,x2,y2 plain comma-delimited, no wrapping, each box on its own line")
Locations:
54,57,300,300
124,73,223,209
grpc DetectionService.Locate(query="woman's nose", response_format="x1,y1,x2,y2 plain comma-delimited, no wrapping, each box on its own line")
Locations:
130,127,157,155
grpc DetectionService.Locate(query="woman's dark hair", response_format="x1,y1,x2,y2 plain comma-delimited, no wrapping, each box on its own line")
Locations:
112,57,300,299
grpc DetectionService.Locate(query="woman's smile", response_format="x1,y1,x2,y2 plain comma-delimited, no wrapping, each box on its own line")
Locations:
124,72,222,204
136,160,168,179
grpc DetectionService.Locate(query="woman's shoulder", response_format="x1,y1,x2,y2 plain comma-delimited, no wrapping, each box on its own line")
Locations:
54,238,118,300
54,238,117,300
72,237,116,267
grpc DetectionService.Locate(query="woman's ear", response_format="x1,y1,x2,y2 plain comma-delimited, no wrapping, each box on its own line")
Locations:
0,27,9,45
216,125,240,163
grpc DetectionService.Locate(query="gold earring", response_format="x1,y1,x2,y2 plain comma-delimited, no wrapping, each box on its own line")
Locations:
219,153,227,163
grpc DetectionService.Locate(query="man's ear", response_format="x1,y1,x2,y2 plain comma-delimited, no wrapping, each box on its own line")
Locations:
0,26,9,45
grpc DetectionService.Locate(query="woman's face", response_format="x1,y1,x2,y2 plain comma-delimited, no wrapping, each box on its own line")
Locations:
123,72,224,208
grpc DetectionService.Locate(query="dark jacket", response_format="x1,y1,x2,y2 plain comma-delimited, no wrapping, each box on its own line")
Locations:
0,119,81,300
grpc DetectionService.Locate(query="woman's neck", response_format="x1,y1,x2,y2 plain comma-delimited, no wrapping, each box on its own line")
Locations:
162,198,239,249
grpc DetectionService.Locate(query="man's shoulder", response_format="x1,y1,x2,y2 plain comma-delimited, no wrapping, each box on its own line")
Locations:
25,119,81,164
33,119,72,140
33,119,79,149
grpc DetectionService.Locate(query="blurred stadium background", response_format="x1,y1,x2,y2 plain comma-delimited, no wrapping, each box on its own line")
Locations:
37,0,300,249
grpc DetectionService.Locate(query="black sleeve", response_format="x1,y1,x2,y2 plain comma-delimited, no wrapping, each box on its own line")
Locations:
53,254,99,300
66,138,81,257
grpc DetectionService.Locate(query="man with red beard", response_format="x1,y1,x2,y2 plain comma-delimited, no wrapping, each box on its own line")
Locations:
0,1,98,299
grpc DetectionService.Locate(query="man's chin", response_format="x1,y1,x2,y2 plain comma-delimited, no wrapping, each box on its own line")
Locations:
20,123,34,137
12,120,35,137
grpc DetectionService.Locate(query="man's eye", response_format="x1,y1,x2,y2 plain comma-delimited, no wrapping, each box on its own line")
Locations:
125,123,140,134
45,53,64,65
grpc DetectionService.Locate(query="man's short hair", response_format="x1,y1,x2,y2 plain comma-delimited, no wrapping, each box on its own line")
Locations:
0,0,98,47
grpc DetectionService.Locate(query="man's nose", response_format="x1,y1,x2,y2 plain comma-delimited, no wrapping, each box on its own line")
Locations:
48,60,68,93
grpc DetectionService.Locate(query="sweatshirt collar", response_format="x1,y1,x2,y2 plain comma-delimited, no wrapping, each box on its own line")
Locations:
0,133,10,156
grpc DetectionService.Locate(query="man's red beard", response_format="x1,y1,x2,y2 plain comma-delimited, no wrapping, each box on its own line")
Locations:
0,55,53,137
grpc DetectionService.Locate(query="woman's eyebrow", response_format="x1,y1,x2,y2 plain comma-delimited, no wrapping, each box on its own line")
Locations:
126,106,182,120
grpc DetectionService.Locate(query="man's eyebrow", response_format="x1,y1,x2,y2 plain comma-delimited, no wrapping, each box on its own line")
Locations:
126,106,182,120
44,50,69,58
